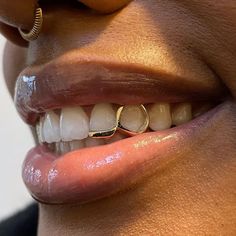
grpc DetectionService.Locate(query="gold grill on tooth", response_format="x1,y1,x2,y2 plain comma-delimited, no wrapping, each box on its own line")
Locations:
88,104,149,138
88,127,117,139
117,105,149,136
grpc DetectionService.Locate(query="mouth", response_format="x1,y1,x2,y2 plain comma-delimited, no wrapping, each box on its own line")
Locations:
15,53,230,204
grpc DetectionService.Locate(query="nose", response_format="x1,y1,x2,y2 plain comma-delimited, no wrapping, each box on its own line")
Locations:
79,0,132,13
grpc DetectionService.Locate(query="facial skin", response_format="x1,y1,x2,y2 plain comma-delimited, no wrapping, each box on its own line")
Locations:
1,0,236,235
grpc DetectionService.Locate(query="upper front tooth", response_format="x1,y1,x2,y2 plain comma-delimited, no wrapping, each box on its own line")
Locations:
119,105,148,133
172,103,192,126
90,103,117,131
36,117,45,143
60,107,89,141
42,111,60,143
148,103,172,131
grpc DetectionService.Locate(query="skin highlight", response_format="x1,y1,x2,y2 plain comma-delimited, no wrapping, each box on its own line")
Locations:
1,0,236,235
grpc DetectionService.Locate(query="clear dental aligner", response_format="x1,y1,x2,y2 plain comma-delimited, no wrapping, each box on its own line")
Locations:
36,102,212,155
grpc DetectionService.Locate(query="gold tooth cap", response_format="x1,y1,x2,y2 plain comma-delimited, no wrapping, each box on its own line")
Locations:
117,105,149,136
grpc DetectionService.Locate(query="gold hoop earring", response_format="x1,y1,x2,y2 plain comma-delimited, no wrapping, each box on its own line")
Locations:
18,7,43,41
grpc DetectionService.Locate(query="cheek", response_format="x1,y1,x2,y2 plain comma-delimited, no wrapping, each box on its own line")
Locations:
3,41,27,97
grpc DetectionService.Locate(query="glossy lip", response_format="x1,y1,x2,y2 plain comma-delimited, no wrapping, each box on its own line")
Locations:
14,53,227,125
22,101,229,204
15,52,229,204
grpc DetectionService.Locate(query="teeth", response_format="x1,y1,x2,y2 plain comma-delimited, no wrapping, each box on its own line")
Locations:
70,140,85,151
148,103,172,131
36,101,204,155
42,111,60,143
60,107,89,142
36,117,45,143
118,105,148,133
89,103,117,132
54,138,103,154
55,140,84,154
172,103,192,126
105,132,126,144
85,137,105,147
56,142,71,155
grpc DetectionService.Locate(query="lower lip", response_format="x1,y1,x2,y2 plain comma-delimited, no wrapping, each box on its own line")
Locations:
22,103,225,204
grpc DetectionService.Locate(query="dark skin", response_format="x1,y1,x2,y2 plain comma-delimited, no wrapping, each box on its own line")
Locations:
1,0,236,235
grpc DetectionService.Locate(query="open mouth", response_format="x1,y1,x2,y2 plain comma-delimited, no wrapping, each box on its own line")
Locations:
37,102,214,155
14,54,230,205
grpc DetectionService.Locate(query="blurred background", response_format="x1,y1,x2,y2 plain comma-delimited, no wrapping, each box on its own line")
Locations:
0,35,34,221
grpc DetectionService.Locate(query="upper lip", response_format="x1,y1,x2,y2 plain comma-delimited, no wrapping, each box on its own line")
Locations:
14,52,228,125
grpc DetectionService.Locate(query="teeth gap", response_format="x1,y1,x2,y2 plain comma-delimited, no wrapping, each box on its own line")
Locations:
37,102,216,156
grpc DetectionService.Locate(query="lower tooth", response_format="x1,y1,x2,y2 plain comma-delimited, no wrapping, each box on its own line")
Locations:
70,140,85,151
56,142,71,155
85,138,105,147
105,133,126,144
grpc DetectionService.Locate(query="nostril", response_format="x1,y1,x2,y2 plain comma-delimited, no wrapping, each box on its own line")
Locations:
78,0,132,14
